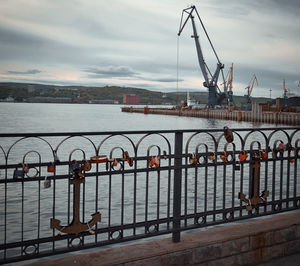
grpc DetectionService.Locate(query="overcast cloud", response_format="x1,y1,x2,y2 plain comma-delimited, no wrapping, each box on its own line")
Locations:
0,0,299,98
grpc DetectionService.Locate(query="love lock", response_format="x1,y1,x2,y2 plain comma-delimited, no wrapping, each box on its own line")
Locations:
81,160,91,171
20,163,29,174
90,155,108,164
189,153,198,165
220,152,227,163
44,176,51,189
278,142,285,152
224,126,234,143
70,160,90,179
208,152,216,162
238,150,248,162
47,163,55,173
289,148,296,163
149,156,160,168
259,149,268,160
13,169,24,179
120,151,134,167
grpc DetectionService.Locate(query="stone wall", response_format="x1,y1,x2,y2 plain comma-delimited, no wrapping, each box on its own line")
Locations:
36,211,300,266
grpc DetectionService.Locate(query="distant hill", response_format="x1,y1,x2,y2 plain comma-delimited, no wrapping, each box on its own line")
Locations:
270,97,300,107
0,82,272,105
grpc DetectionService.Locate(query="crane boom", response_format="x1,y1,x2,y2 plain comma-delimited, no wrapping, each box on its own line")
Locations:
250,74,258,95
178,5,227,108
190,14,209,86
245,74,258,104
225,63,234,105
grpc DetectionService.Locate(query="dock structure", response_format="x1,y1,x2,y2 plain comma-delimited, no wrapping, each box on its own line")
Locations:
122,102,300,125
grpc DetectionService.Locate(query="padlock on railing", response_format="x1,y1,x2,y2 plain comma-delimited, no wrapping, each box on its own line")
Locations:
238,150,248,162
70,160,84,178
47,162,55,173
81,160,91,171
278,142,285,152
208,152,216,162
44,176,51,189
224,126,234,143
259,149,268,160
20,163,29,174
220,152,227,163
149,156,160,168
124,151,133,167
189,153,198,165
13,169,24,179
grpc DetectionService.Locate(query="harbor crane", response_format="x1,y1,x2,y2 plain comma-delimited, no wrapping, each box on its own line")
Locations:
283,79,288,99
245,74,258,104
224,63,234,106
178,5,227,108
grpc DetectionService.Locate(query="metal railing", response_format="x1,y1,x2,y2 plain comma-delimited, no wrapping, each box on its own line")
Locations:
0,127,299,263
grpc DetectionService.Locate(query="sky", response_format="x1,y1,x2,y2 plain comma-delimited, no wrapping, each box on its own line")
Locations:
0,0,299,98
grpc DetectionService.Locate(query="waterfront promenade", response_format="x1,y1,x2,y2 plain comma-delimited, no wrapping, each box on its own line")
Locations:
34,211,300,265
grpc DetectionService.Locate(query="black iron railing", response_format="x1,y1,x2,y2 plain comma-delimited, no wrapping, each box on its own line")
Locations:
0,127,299,263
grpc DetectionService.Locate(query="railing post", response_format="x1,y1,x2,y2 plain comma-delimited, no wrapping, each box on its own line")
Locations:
173,131,183,242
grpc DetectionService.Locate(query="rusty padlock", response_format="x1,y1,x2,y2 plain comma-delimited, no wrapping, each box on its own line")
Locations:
220,152,227,163
81,160,91,171
149,156,160,168
259,149,268,160
124,151,133,167
149,157,155,167
224,126,234,143
208,152,216,162
189,153,198,165
154,156,160,167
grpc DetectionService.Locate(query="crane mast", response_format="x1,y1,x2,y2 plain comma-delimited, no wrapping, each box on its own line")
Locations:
178,5,227,108
245,74,258,104
283,79,288,99
225,63,234,106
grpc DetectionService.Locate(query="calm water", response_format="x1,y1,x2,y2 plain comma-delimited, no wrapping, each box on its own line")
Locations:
0,102,268,133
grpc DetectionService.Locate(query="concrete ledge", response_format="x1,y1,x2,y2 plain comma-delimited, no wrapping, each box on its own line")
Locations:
35,211,300,266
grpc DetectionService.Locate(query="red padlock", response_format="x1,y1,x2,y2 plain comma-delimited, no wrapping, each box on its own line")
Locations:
220,152,227,163
154,156,160,167
149,157,155,167
260,149,268,160
238,150,248,162
47,163,55,173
